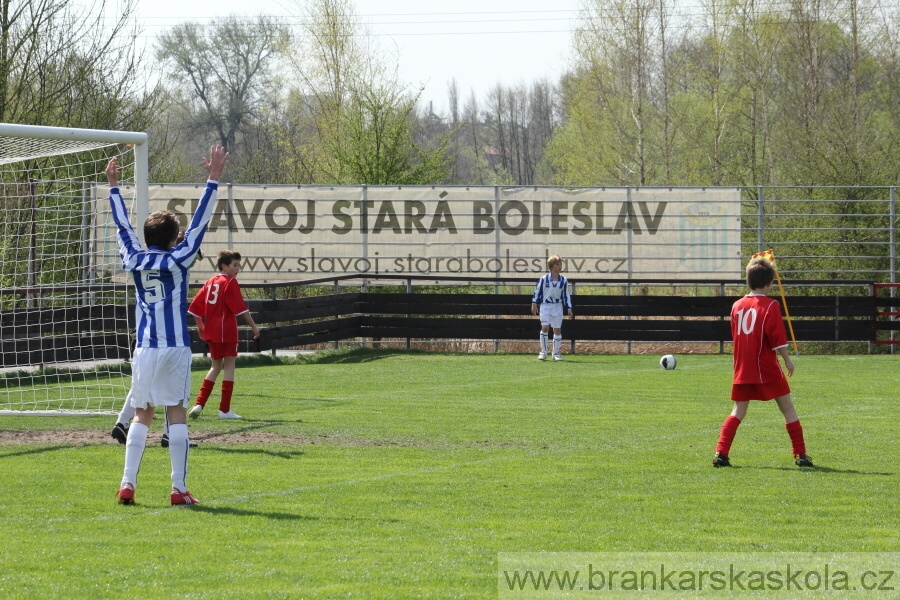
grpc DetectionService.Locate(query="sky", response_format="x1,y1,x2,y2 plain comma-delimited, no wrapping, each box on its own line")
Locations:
128,0,581,114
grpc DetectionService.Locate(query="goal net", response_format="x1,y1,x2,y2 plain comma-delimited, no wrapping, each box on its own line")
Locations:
0,124,149,415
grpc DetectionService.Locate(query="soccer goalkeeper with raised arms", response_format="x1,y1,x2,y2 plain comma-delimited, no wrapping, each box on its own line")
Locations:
109,145,229,506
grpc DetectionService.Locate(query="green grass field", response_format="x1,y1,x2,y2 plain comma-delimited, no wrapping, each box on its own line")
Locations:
1,350,898,599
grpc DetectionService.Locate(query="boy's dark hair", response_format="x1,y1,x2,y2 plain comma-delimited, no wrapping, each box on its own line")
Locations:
746,258,775,290
175,229,202,261
144,211,179,249
217,250,242,270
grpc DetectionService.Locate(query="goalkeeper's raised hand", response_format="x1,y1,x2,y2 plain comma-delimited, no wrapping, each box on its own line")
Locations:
202,145,229,181
105,157,120,187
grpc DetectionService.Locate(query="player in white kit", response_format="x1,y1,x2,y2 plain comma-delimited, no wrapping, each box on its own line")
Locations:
531,255,573,361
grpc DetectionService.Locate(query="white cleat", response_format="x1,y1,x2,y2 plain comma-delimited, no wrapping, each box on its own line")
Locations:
538,352,547,361
218,410,242,420
188,405,203,419
552,354,563,361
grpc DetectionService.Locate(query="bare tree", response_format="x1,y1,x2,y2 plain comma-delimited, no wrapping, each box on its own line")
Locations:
0,0,158,129
155,15,290,155
461,89,487,184
448,78,460,126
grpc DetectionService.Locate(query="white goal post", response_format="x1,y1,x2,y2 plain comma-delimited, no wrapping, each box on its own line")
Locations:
0,123,149,415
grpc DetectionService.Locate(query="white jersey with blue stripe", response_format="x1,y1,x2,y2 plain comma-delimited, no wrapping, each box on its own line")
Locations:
531,273,572,310
109,182,219,348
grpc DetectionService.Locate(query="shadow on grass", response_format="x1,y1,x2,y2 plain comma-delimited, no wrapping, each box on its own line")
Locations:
196,419,300,434
302,347,407,364
190,347,405,370
205,446,305,460
186,504,402,523
0,445,72,459
748,465,894,476
185,505,321,520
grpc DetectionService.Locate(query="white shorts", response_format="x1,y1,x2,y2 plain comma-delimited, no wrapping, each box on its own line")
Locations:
129,347,192,409
539,304,564,329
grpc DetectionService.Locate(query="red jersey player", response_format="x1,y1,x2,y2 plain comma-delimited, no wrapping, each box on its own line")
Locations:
187,250,260,420
713,257,813,468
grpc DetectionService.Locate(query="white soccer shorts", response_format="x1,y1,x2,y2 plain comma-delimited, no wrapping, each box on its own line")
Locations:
129,347,192,408
539,303,564,329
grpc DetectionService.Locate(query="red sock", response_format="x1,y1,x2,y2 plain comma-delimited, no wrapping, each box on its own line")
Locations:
716,415,741,456
219,380,234,414
785,420,807,456
194,379,215,408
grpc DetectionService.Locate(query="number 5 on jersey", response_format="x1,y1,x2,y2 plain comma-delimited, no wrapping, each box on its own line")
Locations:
140,270,166,303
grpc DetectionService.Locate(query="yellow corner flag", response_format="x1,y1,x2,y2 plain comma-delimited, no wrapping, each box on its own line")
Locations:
752,249,775,264
751,249,798,355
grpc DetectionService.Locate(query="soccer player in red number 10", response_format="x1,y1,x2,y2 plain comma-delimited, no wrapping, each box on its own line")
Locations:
713,257,813,469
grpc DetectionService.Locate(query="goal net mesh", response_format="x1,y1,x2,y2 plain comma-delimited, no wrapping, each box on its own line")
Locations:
0,133,138,415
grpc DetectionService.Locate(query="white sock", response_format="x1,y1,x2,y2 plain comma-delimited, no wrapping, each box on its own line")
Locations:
122,422,148,487
553,334,562,355
116,391,135,426
168,423,189,491
540,332,548,353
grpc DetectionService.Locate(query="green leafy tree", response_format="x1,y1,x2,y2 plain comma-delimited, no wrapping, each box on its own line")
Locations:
323,82,450,185
279,0,452,185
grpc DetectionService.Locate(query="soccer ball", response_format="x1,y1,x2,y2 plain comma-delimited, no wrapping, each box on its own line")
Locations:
660,354,677,370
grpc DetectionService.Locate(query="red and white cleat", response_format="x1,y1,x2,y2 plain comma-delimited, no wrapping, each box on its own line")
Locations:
170,488,200,505
117,482,135,505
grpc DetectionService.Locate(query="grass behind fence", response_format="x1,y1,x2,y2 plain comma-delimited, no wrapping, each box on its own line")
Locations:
0,350,897,599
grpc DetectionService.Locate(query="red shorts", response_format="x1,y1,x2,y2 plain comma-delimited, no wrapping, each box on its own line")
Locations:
206,341,238,360
731,378,791,401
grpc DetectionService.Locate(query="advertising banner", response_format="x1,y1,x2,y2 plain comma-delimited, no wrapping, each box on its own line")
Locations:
93,185,741,284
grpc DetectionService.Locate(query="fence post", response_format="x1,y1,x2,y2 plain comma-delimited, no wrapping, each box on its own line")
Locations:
82,181,90,307
494,185,501,354
361,186,368,351
334,280,340,350
360,276,367,349
868,284,874,355
271,286,277,357
625,282,632,355
226,183,234,249
626,188,633,355
757,186,765,253
494,282,500,353
570,281,576,354
719,282,725,354
27,179,37,310
891,187,896,353
407,277,412,350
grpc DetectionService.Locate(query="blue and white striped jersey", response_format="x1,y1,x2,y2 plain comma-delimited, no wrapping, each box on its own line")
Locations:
531,273,573,310
109,182,219,348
